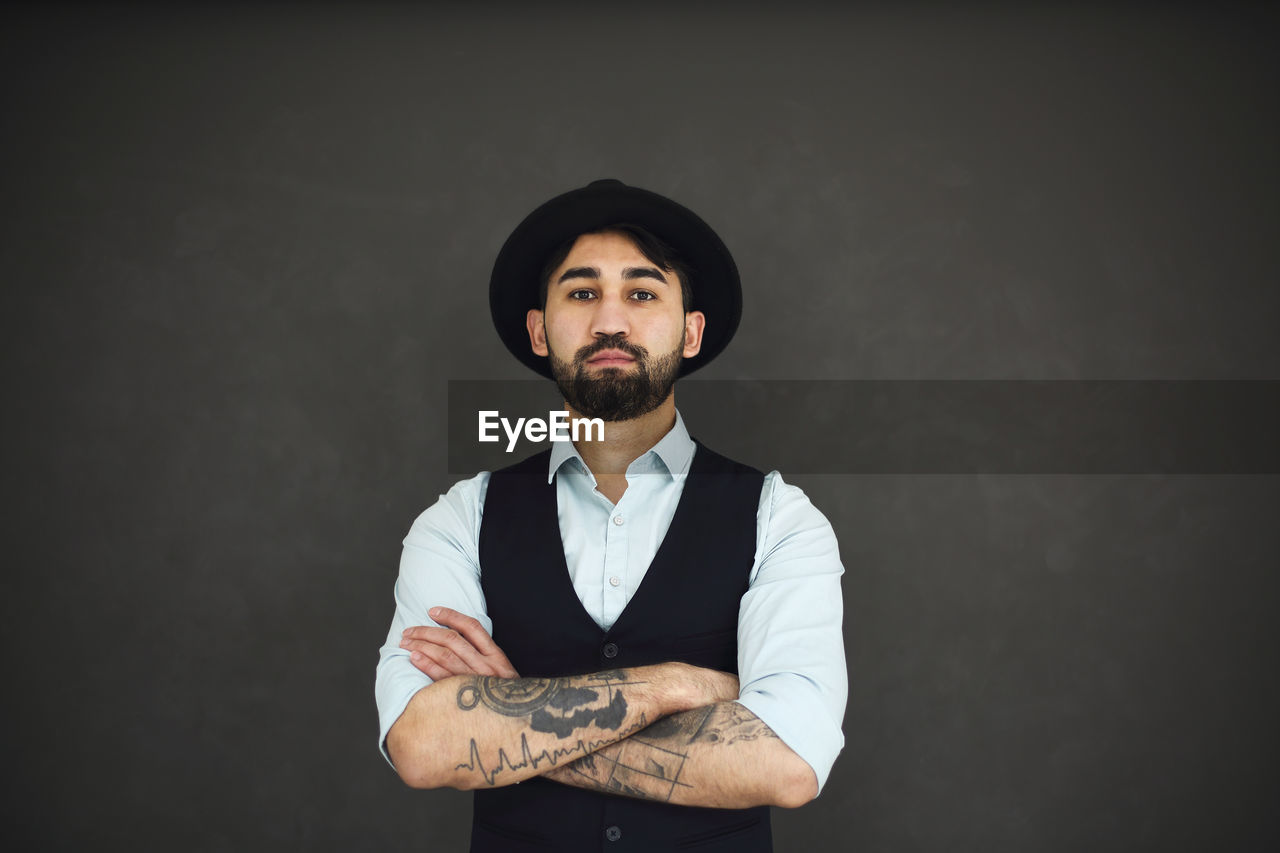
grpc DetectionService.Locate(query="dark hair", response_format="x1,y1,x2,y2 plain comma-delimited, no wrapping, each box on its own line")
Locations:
537,223,694,312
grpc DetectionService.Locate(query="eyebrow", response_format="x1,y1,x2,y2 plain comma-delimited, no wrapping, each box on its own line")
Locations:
555,266,670,286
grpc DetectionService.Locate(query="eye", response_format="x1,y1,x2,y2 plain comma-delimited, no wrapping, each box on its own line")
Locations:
630,290,657,302
568,289,597,301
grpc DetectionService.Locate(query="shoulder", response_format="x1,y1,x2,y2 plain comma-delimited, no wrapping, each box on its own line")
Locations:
404,447,555,546
755,470,843,567
757,470,813,516
403,471,492,549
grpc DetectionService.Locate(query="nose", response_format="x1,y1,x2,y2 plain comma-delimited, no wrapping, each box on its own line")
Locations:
589,292,630,339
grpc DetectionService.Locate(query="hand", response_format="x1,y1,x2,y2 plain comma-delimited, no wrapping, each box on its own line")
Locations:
399,606,520,680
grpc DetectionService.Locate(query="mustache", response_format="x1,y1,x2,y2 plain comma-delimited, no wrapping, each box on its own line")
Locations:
574,335,648,364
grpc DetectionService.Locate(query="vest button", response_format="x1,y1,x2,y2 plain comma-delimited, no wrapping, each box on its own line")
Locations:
605,825,622,841
602,642,619,659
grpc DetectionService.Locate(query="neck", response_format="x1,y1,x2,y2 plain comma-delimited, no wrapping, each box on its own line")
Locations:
567,394,677,479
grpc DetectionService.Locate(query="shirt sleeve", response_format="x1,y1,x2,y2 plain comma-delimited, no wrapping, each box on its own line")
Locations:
374,472,492,769
734,471,848,794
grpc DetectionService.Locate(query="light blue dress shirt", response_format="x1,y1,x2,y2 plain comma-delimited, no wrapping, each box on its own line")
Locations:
375,410,848,792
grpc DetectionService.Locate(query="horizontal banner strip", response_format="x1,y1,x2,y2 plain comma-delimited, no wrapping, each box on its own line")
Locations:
447,380,1280,474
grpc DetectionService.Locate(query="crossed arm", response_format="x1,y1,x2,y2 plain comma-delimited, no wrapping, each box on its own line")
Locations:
385,607,818,808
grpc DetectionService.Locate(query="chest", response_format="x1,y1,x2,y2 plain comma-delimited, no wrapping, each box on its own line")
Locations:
477,449,763,677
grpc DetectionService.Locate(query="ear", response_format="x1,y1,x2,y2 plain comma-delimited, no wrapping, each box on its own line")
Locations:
527,308,548,357
682,310,706,358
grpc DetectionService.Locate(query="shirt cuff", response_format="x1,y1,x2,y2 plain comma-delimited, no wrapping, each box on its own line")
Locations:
375,652,434,769
736,673,845,795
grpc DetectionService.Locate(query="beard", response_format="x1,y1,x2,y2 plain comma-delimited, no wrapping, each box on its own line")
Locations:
548,333,682,422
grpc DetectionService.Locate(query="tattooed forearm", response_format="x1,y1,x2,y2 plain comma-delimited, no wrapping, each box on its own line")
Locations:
454,670,638,735
684,701,781,746
445,669,675,788
455,715,652,787
387,662,742,792
545,702,787,806
556,729,695,801
623,701,780,753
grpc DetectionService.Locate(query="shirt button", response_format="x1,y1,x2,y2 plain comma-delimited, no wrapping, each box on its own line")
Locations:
613,515,624,526
609,576,621,587
602,642,619,659
605,825,622,842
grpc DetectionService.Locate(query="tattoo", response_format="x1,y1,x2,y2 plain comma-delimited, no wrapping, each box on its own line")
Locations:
687,703,781,746
452,670,657,787
562,734,694,802
642,705,716,741
455,715,651,787
456,677,563,715
533,688,629,736
455,671,642,737
553,703,781,803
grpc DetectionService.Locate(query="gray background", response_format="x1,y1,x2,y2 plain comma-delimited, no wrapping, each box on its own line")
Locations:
3,3,1278,851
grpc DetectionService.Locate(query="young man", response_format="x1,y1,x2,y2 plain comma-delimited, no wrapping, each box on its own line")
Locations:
375,180,847,852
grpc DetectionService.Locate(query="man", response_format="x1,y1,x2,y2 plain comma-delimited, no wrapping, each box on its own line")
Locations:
375,179,846,851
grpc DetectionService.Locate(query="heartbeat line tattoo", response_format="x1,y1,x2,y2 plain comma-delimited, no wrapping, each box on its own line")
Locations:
455,714,652,787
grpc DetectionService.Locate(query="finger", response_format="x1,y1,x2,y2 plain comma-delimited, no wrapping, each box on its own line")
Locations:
412,643,475,676
429,607,500,655
487,650,519,679
401,624,467,642
401,622,478,640
403,639,497,676
401,634,516,678
401,627,492,673
408,650,452,680
428,609,519,676
402,622,495,668
429,607,502,655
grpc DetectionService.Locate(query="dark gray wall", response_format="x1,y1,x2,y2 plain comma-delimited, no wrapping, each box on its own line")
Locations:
4,4,1277,851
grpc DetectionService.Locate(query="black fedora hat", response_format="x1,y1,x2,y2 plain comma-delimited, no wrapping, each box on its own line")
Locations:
489,179,741,378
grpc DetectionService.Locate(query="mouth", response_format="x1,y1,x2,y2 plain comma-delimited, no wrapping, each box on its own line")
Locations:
585,349,637,368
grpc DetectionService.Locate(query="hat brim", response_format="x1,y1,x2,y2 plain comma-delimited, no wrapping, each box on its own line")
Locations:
489,180,741,379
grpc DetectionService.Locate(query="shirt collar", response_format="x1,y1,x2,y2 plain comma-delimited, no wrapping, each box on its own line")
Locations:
547,408,696,484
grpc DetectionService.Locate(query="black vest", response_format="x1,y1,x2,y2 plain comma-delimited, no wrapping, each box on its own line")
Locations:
472,440,772,852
